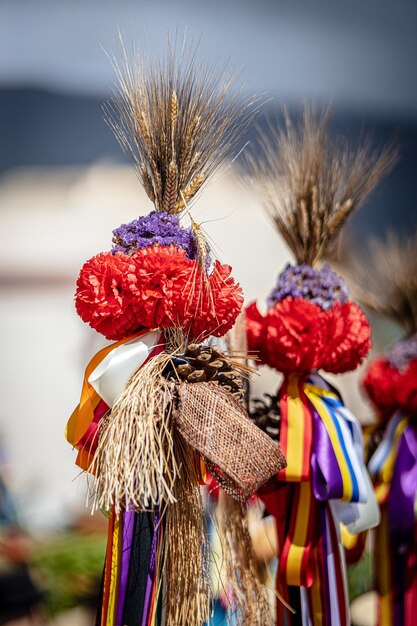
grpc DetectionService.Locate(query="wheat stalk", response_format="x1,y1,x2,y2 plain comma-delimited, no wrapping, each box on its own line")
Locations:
347,230,417,335
247,107,397,265
105,38,262,213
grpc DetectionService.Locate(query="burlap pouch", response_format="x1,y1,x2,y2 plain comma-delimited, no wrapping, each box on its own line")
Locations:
174,381,286,500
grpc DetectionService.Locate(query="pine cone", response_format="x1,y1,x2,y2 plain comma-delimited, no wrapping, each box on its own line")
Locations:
249,394,281,442
163,344,244,400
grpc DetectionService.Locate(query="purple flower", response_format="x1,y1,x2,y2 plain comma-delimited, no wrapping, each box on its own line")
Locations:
267,263,349,310
385,334,417,371
112,211,210,265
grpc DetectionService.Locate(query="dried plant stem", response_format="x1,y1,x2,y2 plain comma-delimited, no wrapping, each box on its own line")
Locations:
248,107,397,265
89,352,179,514
348,230,417,335
217,491,272,625
106,38,262,213
163,434,211,626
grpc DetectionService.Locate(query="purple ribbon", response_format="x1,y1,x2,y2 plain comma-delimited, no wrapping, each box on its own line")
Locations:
116,510,135,625
141,507,160,626
320,504,332,625
310,402,343,501
388,423,417,547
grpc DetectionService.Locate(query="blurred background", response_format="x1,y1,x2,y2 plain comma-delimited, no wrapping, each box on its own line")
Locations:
0,0,416,622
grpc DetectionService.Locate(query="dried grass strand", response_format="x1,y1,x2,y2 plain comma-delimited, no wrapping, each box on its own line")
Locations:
248,107,397,265
217,492,272,625
348,230,417,335
106,38,262,212
89,351,179,514
163,434,211,625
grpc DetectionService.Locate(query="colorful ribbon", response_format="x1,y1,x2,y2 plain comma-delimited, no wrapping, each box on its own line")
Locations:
265,374,378,626
279,375,313,482
369,412,417,626
66,329,161,470
99,509,162,626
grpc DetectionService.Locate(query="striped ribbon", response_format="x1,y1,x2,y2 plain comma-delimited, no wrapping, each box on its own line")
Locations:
272,375,373,626
279,375,313,482
98,509,162,626
368,412,408,505
278,481,316,587
368,412,417,626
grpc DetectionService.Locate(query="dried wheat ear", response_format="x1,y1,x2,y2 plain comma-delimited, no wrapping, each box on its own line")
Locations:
247,108,397,266
106,42,262,215
347,231,417,335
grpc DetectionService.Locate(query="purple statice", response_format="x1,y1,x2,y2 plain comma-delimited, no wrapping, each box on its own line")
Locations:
267,263,349,311
385,334,417,371
112,211,209,263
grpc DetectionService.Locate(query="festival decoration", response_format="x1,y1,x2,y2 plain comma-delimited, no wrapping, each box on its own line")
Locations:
356,232,417,626
66,45,285,625
245,109,396,626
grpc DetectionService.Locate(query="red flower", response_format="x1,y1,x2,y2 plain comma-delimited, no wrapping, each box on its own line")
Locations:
75,252,138,340
398,359,417,417
130,249,243,340
264,298,327,373
245,297,371,375
363,357,399,420
246,298,327,373
246,302,267,360
129,245,195,329
321,302,371,374
185,261,243,340
75,245,243,341
363,356,417,420
184,261,244,340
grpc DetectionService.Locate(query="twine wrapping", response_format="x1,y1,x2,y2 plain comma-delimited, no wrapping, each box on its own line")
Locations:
174,381,286,500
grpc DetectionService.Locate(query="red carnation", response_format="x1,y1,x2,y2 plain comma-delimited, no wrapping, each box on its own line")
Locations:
322,302,371,374
245,297,371,375
75,244,243,341
129,245,195,330
398,359,417,417
75,252,138,340
184,261,244,340
362,357,402,420
247,297,327,374
246,302,267,360
264,298,328,373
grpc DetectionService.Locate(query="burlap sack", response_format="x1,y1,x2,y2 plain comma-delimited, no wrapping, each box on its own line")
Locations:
174,381,286,500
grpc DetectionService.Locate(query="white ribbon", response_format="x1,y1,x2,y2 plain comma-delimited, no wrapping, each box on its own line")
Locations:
331,404,380,533
88,330,162,407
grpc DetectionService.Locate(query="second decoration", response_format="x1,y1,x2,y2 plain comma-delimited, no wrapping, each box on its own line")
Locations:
246,110,396,626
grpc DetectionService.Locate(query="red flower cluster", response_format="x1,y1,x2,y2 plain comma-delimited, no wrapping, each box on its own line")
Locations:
75,252,138,340
75,245,243,341
246,297,371,375
363,357,417,420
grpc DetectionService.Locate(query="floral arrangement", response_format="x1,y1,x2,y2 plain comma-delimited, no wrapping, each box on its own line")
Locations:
66,43,282,626
76,214,241,341
356,232,417,626
245,109,395,626
247,264,371,375
363,335,417,419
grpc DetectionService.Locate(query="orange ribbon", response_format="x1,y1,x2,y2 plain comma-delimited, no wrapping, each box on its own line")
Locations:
65,330,150,469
